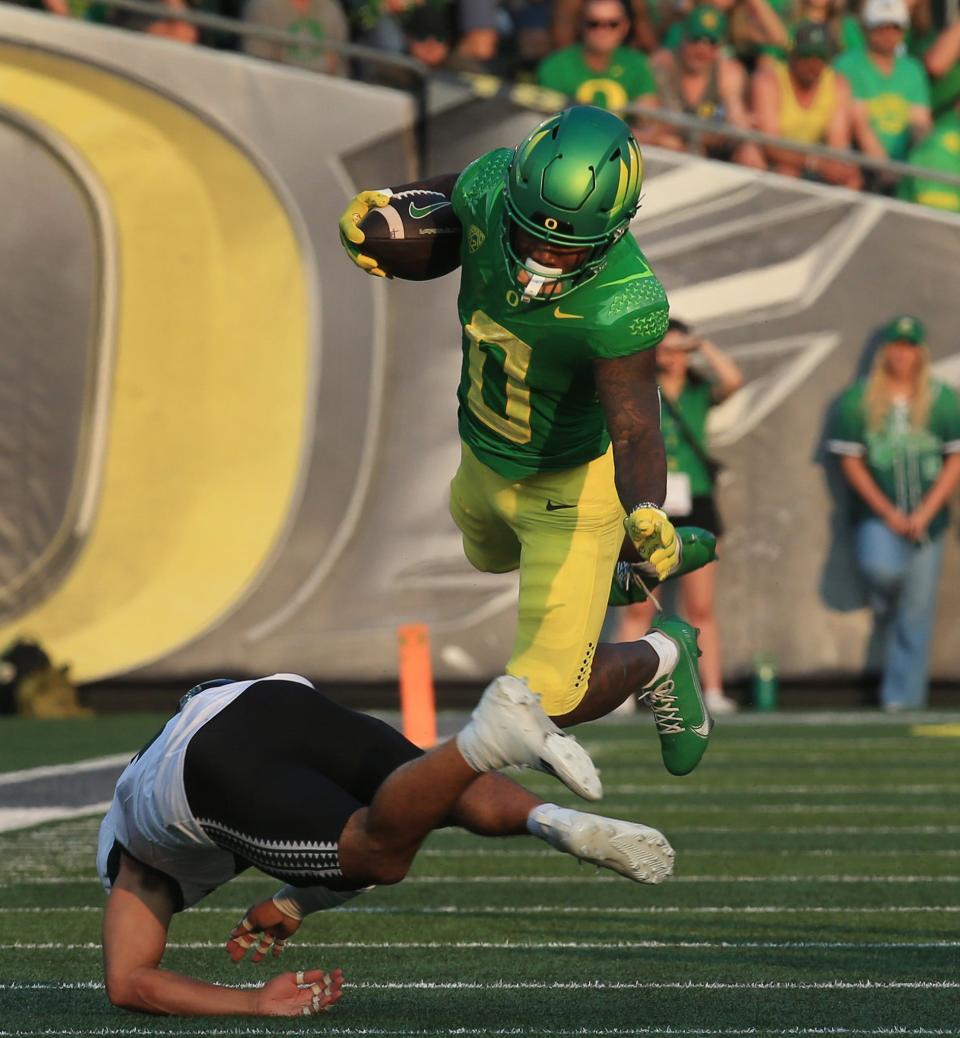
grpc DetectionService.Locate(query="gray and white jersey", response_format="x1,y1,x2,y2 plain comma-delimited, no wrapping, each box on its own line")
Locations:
96,673,314,909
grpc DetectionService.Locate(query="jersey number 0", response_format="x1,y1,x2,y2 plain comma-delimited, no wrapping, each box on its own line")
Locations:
465,310,533,445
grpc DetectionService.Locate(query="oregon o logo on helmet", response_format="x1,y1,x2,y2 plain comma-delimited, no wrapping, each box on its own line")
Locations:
506,289,520,307
501,106,644,300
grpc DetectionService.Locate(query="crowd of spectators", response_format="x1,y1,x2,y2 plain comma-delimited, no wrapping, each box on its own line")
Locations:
6,0,959,210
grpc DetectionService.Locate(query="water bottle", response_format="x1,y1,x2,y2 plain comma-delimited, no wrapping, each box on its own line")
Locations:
752,654,779,712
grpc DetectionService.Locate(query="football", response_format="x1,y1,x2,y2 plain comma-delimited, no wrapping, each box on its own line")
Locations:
357,189,462,281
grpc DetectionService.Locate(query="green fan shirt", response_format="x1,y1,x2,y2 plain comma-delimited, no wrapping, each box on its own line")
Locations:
537,45,656,110
828,379,960,537
899,110,960,213
662,379,715,497
931,65,960,119
451,148,670,480
831,22,957,116
834,50,930,160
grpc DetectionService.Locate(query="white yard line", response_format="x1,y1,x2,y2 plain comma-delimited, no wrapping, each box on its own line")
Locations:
6,939,958,951
0,802,112,834
2,904,957,915
1,979,957,991
5,874,960,887
9,847,950,863
0,755,130,785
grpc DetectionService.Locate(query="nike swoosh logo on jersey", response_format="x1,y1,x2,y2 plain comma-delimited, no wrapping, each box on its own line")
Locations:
408,200,451,219
546,500,576,511
553,306,584,320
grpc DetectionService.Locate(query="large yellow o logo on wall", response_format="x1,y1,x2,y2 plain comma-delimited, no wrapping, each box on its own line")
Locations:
0,45,310,681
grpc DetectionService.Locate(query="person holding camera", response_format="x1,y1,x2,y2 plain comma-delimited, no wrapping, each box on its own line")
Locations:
614,318,743,716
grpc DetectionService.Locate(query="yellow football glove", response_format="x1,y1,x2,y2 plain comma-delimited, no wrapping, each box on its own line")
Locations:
625,504,681,582
338,189,392,278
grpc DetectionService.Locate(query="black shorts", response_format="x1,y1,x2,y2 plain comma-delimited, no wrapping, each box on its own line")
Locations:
669,494,724,539
182,679,423,890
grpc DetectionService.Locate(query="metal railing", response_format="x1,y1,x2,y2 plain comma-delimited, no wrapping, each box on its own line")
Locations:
454,71,960,192
26,0,960,194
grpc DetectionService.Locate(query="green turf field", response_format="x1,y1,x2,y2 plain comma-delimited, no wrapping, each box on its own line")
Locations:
1,712,958,1036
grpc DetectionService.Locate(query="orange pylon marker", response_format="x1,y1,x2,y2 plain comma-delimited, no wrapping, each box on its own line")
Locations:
397,623,437,748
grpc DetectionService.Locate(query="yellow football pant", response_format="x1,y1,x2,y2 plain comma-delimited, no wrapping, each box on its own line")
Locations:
449,442,625,715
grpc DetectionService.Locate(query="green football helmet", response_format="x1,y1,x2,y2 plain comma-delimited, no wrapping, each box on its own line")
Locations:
503,106,644,300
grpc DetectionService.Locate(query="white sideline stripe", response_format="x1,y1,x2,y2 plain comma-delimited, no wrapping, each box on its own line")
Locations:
8,939,958,951
7,874,960,887
2,979,957,991
0,755,130,785
3,905,958,915
0,802,112,834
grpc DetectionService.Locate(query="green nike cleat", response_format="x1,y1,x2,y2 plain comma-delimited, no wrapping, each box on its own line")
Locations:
641,615,712,776
608,528,717,606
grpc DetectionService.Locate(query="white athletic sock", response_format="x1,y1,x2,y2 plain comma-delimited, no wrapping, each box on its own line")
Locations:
526,803,576,842
639,631,679,688
456,724,494,774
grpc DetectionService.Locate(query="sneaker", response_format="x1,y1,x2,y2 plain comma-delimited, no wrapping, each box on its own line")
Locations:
705,690,738,716
609,527,717,606
530,805,674,884
457,676,603,801
612,694,637,716
641,616,712,776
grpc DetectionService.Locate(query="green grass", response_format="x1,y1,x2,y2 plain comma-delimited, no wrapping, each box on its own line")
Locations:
0,713,168,772
0,712,958,1036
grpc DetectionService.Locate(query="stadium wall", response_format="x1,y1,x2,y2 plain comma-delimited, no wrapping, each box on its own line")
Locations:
0,7,958,689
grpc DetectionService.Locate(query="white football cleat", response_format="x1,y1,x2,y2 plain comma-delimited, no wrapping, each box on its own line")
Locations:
457,676,602,801
529,804,674,884
705,690,738,716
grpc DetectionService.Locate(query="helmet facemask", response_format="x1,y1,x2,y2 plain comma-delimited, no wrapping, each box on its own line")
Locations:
502,106,644,302
502,211,621,301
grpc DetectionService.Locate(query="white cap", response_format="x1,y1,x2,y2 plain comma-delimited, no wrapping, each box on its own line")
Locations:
862,0,909,28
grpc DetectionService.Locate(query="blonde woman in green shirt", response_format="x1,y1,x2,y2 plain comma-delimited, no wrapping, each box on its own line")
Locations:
827,316,960,710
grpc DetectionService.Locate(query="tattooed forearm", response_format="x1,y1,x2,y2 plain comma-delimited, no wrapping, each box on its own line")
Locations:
594,349,667,510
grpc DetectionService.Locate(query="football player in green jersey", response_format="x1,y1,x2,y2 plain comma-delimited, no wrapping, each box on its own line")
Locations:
339,106,713,777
